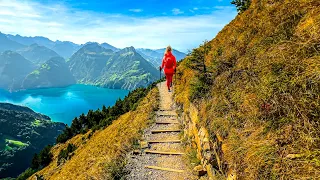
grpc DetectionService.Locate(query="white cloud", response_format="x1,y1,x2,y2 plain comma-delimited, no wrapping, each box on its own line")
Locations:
172,8,184,15
0,0,237,52
129,9,143,13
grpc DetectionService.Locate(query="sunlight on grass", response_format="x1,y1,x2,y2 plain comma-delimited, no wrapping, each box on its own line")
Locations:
5,139,28,148
32,119,42,127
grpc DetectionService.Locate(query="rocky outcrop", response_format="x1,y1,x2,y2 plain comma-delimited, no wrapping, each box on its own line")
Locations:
180,103,235,179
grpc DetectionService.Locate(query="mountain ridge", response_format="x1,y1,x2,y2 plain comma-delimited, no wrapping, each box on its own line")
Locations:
0,51,36,91
69,44,158,90
22,56,76,89
0,33,186,91
16,43,61,65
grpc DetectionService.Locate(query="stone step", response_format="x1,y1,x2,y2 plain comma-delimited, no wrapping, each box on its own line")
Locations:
158,109,174,112
147,140,181,144
151,129,182,133
145,165,184,173
157,114,177,117
145,150,185,155
155,121,179,124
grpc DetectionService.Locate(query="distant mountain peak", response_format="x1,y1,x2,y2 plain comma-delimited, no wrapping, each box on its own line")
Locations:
100,42,118,52
120,46,136,53
76,42,113,53
83,42,101,49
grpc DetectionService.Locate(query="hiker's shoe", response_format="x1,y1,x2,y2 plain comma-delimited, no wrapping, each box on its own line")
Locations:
168,89,171,92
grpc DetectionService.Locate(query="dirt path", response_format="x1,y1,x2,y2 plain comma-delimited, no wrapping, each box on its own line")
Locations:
125,82,197,180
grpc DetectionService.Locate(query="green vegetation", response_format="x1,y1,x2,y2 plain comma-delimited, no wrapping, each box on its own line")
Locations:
187,148,201,166
16,168,37,180
186,41,213,101
31,70,40,75
231,0,251,13
104,157,129,180
4,145,13,151
56,81,157,144
0,103,64,177
32,119,42,127
19,81,159,178
69,44,158,90
17,145,53,179
41,63,50,70
5,139,28,148
57,143,77,165
30,145,53,169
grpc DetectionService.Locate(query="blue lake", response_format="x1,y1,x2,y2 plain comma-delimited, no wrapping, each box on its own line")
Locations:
0,85,129,125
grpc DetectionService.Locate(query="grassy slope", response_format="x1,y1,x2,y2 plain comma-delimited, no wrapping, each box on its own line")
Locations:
29,88,159,179
175,0,319,179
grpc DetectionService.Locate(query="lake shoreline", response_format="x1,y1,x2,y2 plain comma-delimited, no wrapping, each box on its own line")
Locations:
0,84,129,125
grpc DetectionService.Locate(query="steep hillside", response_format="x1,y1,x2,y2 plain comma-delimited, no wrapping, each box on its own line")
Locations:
68,43,114,83
0,103,65,178
174,0,320,179
16,44,60,65
99,47,159,90
28,86,159,179
0,33,25,52
0,51,35,90
69,44,158,90
23,57,75,89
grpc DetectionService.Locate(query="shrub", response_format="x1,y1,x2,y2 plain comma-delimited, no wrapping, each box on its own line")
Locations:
231,0,251,13
16,168,37,180
31,145,53,169
104,158,128,180
57,144,77,165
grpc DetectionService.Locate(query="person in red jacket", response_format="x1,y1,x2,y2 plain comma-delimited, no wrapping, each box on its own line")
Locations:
160,46,177,92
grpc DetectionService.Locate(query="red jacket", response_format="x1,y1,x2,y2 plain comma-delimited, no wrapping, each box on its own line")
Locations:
161,52,177,75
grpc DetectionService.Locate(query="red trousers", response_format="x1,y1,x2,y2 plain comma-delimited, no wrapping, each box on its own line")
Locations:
165,73,173,90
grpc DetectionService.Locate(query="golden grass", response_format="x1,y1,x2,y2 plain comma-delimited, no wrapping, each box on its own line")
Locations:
174,0,320,179
29,88,159,179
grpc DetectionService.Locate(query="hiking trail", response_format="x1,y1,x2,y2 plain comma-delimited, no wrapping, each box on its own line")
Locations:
125,82,197,180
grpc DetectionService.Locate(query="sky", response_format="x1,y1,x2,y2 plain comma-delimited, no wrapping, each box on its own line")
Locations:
0,0,237,52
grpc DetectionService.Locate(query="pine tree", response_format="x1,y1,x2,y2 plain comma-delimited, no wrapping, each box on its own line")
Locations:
31,153,39,169
231,0,251,13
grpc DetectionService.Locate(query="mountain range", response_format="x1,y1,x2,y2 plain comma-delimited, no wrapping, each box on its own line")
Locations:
0,32,186,91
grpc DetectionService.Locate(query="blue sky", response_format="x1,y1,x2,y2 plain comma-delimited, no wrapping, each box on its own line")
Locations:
0,0,237,52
